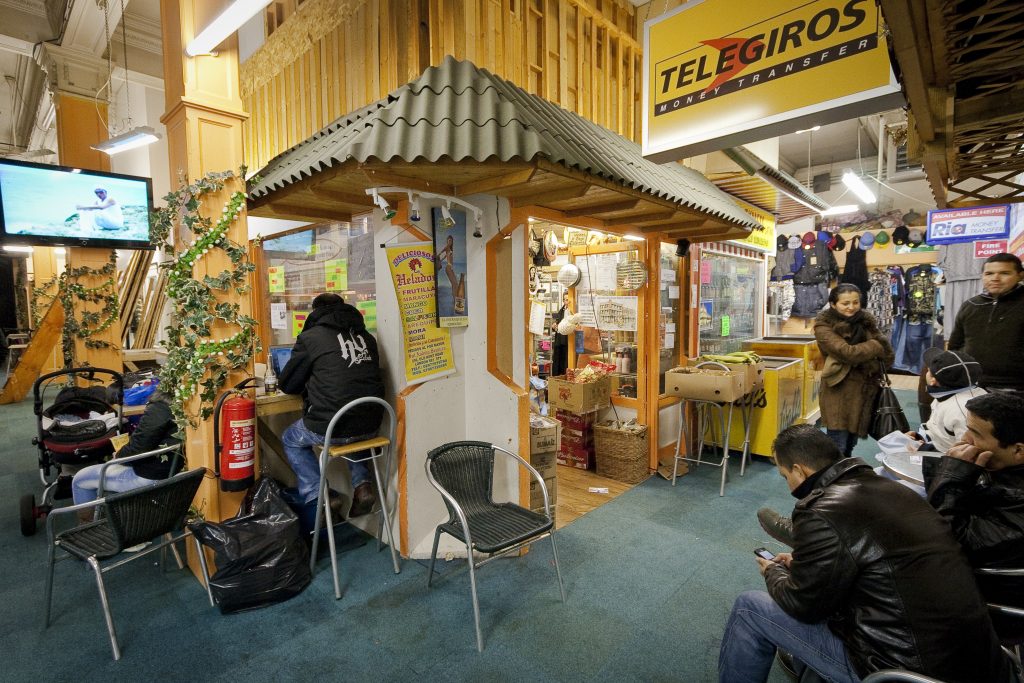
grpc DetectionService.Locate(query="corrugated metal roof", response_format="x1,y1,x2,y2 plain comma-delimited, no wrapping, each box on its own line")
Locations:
250,56,758,231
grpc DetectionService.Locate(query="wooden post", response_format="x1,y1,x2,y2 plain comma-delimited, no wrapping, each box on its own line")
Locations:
160,0,253,574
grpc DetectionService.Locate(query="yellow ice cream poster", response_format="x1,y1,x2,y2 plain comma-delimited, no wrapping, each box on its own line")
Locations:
643,0,902,160
325,259,348,291
386,243,455,384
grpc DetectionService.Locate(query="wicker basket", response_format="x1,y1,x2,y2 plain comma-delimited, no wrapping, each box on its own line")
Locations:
593,421,649,484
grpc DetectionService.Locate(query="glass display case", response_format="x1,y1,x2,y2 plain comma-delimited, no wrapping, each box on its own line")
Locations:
260,220,377,350
697,250,765,355
657,243,683,394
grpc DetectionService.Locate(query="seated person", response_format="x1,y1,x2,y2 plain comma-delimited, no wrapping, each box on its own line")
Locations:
907,348,987,453
279,293,386,533
720,424,1014,683
924,392,1024,631
71,389,179,505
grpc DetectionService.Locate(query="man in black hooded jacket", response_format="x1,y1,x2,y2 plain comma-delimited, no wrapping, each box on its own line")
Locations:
279,293,386,528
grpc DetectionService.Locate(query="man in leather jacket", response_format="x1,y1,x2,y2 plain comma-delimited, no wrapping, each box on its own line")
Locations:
924,392,1024,634
719,424,1014,683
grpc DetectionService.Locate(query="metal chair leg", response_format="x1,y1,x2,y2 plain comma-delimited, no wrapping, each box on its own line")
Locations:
718,404,731,497
372,452,400,574
194,537,215,607
43,541,57,627
427,527,442,587
322,480,342,600
673,402,688,486
88,558,120,661
549,532,566,603
465,542,484,652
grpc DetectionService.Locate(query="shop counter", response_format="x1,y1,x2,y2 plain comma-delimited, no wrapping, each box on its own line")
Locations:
744,336,821,423
255,392,303,485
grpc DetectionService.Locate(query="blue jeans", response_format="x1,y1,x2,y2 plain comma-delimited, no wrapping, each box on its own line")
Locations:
72,462,160,505
826,429,858,458
282,418,373,504
719,590,860,683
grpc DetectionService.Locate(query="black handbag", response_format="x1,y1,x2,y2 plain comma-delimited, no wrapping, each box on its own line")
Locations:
869,361,910,440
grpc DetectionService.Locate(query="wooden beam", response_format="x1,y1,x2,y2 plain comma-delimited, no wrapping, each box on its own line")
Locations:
955,87,1024,130
562,198,640,216
456,167,537,195
360,165,455,195
263,202,353,222
309,185,375,206
880,0,938,142
602,211,677,226
510,183,591,207
638,219,708,233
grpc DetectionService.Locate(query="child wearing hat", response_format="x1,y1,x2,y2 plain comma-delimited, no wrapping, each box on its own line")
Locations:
906,349,987,454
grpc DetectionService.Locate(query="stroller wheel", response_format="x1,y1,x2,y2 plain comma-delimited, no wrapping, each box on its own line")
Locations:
19,494,37,537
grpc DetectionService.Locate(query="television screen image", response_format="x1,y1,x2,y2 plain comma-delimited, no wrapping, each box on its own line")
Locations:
0,158,154,250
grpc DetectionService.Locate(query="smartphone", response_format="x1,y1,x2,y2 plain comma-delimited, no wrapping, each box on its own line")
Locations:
754,547,776,561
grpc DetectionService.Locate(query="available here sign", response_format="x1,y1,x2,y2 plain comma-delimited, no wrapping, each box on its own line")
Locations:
642,0,902,161
926,205,1011,246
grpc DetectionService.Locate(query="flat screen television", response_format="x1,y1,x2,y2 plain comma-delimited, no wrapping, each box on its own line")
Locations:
0,158,154,250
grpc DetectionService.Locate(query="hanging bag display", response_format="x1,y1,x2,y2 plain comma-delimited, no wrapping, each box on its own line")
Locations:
868,360,910,440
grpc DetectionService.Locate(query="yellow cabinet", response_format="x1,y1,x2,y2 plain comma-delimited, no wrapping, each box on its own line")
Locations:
744,337,822,423
715,357,804,458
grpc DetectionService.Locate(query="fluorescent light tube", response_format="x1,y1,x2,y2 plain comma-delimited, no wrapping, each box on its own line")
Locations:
91,126,161,156
2,245,35,253
185,0,274,56
841,170,876,204
820,204,859,216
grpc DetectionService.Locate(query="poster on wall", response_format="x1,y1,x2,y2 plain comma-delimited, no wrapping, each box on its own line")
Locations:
432,208,469,327
386,242,456,385
355,300,377,334
699,300,713,331
926,205,1010,245
593,296,639,332
291,310,310,339
324,259,348,291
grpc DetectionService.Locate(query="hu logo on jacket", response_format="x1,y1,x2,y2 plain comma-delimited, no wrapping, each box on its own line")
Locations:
337,332,371,367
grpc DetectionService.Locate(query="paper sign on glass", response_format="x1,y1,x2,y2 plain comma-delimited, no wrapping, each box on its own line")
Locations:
270,302,287,330
529,300,547,336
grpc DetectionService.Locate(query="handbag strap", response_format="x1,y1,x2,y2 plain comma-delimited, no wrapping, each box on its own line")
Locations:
877,359,892,387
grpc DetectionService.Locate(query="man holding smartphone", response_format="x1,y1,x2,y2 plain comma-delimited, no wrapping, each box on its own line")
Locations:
718,424,1015,683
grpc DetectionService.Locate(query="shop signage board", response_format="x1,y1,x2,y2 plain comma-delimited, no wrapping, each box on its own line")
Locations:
642,0,903,161
386,242,455,385
728,204,776,254
926,205,1011,245
1005,204,1024,260
974,240,1007,259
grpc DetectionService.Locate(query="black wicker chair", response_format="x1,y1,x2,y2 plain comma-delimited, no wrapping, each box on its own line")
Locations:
424,440,565,651
43,466,207,660
861,672,949,682
977,567,1024,671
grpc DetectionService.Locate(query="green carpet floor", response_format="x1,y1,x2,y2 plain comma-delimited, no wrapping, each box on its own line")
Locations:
0,390,920,681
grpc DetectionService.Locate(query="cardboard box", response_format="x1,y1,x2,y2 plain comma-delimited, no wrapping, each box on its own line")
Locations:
547,376,611,414
530,476,557,510
691,359,764,395
556,409,598,430
665,366,745,403
557,445,594,470
530,450,558,478
530,415,561,453
561,430,594,450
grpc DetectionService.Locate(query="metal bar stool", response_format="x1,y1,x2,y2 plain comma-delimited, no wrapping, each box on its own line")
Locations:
734,387,766,476
309,397,401,599
671,361,738,496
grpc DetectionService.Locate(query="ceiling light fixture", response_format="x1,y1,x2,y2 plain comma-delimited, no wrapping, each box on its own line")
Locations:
754,170,827,213
408,193,421,222
440,203,456,229
623,234,646,242
795,125,820,134
372,191,396,220
841,169,876,203
92,126,161,156
820,204,860,217
2,245,34,253
185,0,274,56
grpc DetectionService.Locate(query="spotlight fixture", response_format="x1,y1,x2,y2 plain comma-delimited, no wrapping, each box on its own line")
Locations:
820,204,859,217
373,191,396,220
675,238,691,258
472,217,482,238
409,194,421,222
91,126,161,156
440,203,456,229
841,169,876,204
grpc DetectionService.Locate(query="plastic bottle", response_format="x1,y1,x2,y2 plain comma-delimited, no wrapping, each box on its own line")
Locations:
264,364,278,395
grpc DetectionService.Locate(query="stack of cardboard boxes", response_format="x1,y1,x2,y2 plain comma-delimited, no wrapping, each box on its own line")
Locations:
546,375,612,471
529,414,561,514
556,409,596,469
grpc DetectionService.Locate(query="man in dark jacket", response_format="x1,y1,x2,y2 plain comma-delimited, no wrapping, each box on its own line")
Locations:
279,293,385,525
719,424,1014,683
948,253,1024,391
924,392,1024,633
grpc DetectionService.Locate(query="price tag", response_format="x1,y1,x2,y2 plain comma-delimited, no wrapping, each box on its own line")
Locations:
721,315,731,337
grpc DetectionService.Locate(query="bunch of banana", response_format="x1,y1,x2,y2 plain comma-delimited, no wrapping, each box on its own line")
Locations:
699,351,763,365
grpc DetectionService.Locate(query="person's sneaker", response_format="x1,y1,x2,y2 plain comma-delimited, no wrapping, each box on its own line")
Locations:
757,507,795,547
349,482,377,518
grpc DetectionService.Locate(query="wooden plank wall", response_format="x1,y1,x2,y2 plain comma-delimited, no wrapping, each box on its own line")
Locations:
240,0,640,173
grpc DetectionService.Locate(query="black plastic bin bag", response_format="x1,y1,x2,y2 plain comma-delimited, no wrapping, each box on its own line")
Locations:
190,477,311,614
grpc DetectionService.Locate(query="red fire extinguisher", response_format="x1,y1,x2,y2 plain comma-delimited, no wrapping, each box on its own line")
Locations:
213,379,257,492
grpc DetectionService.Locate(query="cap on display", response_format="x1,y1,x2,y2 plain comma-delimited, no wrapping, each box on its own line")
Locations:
892,225,910,245
859,231,875,249
777,234,788,251
874,230,890,247
829,233,846,252
817,230,832,244
801,231,816,248
907,228,925,247
788,235,802,250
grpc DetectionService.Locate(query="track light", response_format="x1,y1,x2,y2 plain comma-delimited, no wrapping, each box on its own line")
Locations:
675,238,691,258
409,194,421,222
373,191,396,220
440,203,456,229
820,204,859,217
473,217,482,238
841,170,876,204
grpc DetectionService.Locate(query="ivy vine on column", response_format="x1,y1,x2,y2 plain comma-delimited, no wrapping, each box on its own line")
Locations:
151,169,259,429
50,253,120,367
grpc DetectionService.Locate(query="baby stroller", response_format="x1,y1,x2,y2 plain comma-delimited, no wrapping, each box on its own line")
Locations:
20,367,125,536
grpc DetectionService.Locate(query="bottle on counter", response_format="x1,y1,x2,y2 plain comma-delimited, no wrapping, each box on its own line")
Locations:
264,365,278,395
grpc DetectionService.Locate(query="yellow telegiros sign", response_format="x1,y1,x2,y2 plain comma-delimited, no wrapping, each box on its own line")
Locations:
643,0,902,161
729,204,777,254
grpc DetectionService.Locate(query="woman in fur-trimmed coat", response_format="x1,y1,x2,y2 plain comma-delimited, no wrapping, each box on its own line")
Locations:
814,284,895,457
